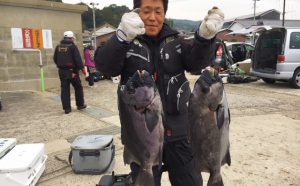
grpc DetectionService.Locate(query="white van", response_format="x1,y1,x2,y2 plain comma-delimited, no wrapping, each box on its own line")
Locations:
250,27,300,88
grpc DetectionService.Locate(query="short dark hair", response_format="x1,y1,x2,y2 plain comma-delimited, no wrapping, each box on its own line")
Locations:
133,0,168,13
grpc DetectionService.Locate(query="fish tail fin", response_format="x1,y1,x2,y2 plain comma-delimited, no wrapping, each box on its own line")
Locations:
135,168,154,186
208,173,224,186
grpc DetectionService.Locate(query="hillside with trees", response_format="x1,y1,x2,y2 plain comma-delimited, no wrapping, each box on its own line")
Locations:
80,3,130,30
48,1,200,32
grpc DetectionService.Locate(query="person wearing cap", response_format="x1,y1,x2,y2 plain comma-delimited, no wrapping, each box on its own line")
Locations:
53,31,87,114
96,0,224,185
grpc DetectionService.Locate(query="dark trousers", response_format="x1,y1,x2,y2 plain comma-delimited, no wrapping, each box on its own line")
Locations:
87,66,95,86
130,138,202,186
58,69,85,111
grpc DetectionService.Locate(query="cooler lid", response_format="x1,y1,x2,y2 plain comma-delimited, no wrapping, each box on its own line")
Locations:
0,143,44,173
0,138,17,159
71,135,113,150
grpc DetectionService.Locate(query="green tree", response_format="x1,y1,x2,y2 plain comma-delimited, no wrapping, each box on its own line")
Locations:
165,19,174,28
101,4,130,28
80,3,105,31
80,3,130,30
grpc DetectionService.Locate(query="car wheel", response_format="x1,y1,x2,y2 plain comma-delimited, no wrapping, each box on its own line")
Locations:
290,69,300,89
262,78,276,84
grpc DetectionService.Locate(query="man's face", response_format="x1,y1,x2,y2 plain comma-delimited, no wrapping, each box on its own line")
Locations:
139,0,165,37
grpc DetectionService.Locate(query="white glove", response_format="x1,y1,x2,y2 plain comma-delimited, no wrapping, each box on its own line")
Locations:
199,7,224,40
116,8,145,43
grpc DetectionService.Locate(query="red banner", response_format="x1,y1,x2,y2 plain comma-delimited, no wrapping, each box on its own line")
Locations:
22,28,33,48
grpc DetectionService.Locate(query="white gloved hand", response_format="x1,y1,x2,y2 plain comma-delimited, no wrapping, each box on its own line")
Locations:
116,8,145,43
199,7,224,40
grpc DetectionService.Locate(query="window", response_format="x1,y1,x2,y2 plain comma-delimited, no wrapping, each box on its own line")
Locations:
290,32,300,49
245,44,254,51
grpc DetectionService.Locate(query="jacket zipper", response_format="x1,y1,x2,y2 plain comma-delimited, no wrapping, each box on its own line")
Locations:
177,80,189,111
166,73,182,95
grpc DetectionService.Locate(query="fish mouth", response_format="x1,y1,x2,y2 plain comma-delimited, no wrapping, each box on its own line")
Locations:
125,70,152,94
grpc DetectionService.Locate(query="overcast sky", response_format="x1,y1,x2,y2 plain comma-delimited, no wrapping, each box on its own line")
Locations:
62,0,300,21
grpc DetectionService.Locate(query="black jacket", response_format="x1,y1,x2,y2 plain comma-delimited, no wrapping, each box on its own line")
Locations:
96,24,215,141
53,38,84,71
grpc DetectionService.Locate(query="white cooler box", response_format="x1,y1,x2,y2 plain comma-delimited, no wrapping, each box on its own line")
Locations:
0,143,47,186
0,138,17,159
69,135,115,174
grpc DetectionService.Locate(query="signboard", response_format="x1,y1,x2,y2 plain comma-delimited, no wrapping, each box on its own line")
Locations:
11,28,52,49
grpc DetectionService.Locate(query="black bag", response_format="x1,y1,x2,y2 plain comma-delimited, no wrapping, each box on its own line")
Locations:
96,171,134,186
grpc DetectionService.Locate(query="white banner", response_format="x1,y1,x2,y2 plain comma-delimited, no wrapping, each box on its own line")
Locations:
11,28,53,49
11,28,23,49
42,29,53,49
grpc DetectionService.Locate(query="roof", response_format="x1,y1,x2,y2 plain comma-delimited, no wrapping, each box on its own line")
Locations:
227,25,273,35
0,0,87,13
231,19,300,29
234,9,281,20
95,23,116,37
223,9,281,27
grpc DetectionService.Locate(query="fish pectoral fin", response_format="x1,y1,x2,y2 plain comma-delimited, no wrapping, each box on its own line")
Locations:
226,150,231,166
216,105,225,129
228,108,231,124
145,110,158,132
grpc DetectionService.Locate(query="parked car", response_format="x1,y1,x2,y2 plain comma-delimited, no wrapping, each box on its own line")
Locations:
226,42,254,63
213,40,254,72
251,27,300,88
213,39,234,71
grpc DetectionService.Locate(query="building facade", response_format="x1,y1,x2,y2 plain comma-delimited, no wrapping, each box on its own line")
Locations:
95,23,116,47
0,0,87,91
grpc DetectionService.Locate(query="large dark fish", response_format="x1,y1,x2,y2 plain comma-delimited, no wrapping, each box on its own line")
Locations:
188,70,231,186
118,70,164,186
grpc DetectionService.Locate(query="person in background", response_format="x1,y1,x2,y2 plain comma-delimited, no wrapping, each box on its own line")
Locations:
96,0,224,185
84,45,97,87
94,45,110,80
53,31,87,114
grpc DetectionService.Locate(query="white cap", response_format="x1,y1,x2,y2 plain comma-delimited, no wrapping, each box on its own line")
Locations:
63,31,75,39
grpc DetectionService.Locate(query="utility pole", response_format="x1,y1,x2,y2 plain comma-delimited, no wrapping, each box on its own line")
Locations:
282,0,286,26
252,0,260,45
90,2,99,49
253,0,260,25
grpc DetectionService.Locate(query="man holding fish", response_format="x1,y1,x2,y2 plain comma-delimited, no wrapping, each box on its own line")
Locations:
96,0,224,185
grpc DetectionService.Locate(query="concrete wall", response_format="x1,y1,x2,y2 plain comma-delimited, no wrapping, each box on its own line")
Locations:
0,0,87,91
